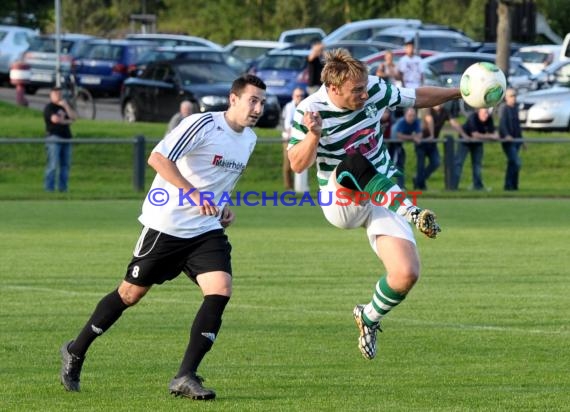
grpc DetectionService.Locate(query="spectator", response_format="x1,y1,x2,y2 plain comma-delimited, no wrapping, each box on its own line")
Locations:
306,40,324,95
391,107,422,188
43,87,77,192
281,87,306,190
453,108,499,191
397,38,423,88
375,50,400,86
167,100,193,134
499,88,525,190
415,104,466,190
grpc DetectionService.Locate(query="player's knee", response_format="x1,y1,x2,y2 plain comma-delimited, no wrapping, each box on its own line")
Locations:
118,283,149,306
388,265,420,293
335,153,377,190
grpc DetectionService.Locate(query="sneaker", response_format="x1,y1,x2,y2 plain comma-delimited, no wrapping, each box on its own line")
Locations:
405,207,441,239
353,304,382,360
169,373,216,400
60,340,85,392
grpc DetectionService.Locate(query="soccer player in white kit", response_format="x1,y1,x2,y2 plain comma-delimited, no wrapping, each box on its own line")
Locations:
289,49,461,360
60,74,267,400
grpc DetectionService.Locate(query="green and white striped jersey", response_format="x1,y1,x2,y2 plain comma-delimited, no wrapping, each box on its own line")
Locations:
289,76,414,187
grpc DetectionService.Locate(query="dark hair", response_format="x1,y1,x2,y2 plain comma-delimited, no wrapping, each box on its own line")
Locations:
51,87,62,92
230,74,266,96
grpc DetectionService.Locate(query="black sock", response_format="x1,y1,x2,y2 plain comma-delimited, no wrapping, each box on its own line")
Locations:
176,294,230,378
69,289,129,358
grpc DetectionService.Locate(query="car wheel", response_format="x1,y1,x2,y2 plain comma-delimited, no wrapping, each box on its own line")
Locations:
123,100,138,123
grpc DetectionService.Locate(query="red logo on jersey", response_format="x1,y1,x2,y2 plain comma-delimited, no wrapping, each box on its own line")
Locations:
212,154,223,165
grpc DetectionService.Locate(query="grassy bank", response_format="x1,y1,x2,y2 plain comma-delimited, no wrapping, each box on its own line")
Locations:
1,101,569,200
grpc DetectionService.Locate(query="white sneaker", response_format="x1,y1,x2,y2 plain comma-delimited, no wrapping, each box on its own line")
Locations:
353,304,381,360
404,207,441,239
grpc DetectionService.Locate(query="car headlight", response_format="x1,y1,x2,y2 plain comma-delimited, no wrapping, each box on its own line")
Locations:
201,96,229,106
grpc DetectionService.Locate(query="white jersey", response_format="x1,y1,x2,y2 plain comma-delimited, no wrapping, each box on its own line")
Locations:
289,76,415,187
397,55,423,88
139,112,256,238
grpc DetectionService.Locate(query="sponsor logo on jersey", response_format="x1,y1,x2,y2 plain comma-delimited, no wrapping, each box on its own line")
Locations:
364,104,378,118
212,154,246,173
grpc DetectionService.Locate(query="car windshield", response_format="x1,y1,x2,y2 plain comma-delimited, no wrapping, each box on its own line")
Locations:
177,61,236,84
257,54,306,70
517,51,552,63
28,37,76,54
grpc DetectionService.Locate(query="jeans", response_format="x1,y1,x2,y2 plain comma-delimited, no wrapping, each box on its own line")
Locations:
414,142,440,189
45,135,72,192
502,142,522,190
453,142,484,190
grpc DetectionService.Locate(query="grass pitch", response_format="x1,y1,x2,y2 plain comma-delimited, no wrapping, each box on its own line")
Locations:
1,199,569,411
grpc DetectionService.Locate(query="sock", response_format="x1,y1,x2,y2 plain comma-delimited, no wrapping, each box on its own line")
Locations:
363,174,415,213
362,276,406,326
176,294,230,378
69,289,129,358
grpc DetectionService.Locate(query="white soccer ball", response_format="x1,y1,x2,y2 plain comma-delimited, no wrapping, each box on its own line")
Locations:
460,62,507,109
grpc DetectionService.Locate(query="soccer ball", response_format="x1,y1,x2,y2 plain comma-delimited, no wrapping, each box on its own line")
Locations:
460,62,507,109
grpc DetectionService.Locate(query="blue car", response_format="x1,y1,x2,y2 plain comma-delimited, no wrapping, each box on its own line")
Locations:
248,49,309,107
73,39,154,96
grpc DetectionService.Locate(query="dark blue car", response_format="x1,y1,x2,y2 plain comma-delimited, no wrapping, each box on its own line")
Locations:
73,39,154,96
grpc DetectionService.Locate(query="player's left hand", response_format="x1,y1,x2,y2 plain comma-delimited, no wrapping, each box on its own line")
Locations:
219,206,235,228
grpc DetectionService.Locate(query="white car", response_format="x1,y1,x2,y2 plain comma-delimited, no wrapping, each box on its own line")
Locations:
514,44,562,75
0,24,37,77
518,86,570,131
224,40,290,65
125,33,222,50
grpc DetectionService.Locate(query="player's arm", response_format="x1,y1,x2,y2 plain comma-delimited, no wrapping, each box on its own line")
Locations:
449,117,470,139
414,87,462,108
288,111,322,173
147,152,218,215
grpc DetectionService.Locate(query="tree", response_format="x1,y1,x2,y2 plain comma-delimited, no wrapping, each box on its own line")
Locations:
496,0,512,75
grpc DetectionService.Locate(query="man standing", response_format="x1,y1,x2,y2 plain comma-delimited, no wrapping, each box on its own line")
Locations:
43,87,77,192
453,108,499,191
281,87,306,190
166,100,193,134
288,49,460,360
397,38,423,89
499,88,524,190
391,107,422,188
306,40,324,95
416,104,466,190
59,74,267,400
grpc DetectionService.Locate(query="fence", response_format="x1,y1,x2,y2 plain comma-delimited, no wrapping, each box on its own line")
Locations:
1,135,570,192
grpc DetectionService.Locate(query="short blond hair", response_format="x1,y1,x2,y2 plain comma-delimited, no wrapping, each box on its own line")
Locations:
321,48,368,88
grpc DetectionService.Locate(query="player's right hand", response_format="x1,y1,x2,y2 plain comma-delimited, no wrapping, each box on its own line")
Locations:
304,111,322,135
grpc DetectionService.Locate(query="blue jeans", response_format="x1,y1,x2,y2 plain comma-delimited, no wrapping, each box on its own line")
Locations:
45,136,72,192
502,142,522,190
453,142,484,190
414,142,440,189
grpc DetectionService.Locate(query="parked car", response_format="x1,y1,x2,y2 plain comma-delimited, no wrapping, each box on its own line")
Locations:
324,40,399,60
0,24,37,79
130,46,248,77
125,33,222,50
322,18,422,43
476,42,526,55
73,39,155,96
247,49,309,107
22,33,96,92
514,44,562,75
224,40,290,65
530,60,570,90
371,28,479,52
518,86,570,130
421,52,535,93
278,28,325,44
120,59,280,127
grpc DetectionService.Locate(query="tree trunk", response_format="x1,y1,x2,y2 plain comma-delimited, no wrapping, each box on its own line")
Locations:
496,0,511,77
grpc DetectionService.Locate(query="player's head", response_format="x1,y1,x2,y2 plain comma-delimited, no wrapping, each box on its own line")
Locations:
322,48,369,111
227,74,267,131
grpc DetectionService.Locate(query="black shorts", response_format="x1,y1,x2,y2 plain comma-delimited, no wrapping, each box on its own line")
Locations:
125,227,232,286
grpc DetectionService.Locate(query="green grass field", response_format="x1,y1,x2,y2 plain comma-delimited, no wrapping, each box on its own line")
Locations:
1,199,569,411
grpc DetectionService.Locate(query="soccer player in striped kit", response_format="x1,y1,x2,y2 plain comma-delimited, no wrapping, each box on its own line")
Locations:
289,49,461,360
60,75,267,400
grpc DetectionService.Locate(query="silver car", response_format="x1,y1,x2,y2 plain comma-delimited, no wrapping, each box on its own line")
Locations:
518,62,570,131
0,24,37,77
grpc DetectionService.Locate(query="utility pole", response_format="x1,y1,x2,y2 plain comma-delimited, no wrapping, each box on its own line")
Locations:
55,0,62,87
496,0,513,76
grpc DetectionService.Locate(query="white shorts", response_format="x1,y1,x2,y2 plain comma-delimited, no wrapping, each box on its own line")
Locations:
319,175,415,254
